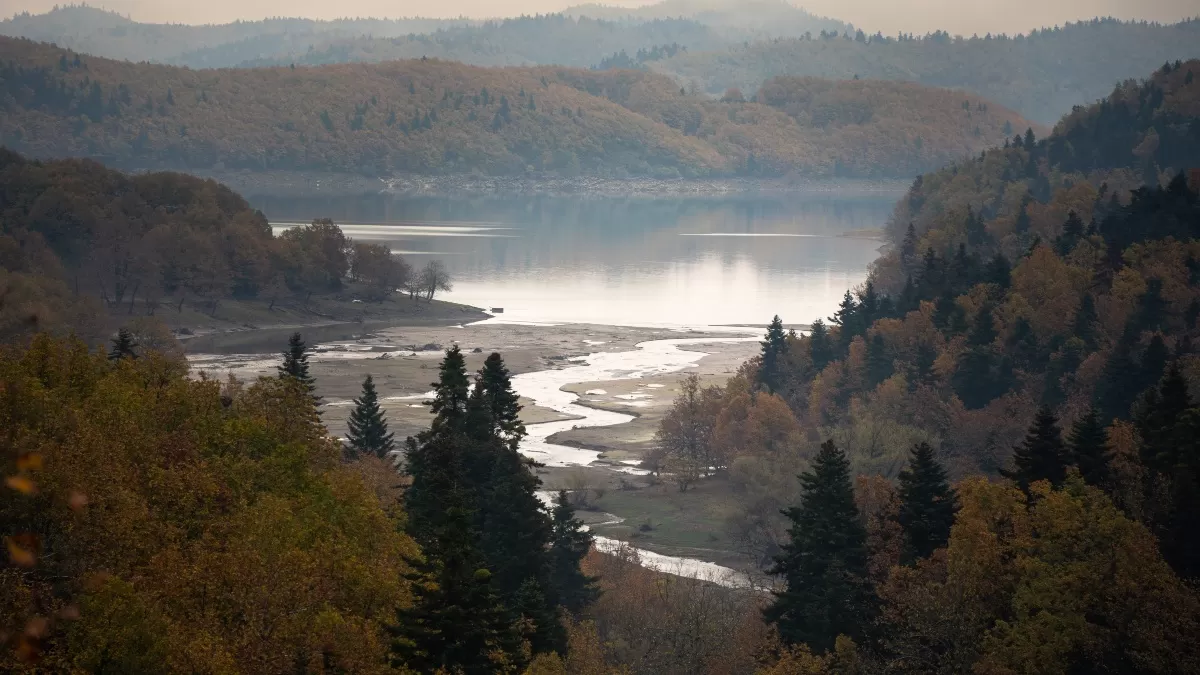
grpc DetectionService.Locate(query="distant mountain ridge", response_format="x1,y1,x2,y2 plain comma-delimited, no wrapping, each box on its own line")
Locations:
563,0,852,36
0,36,1033,180
650,17,1200,124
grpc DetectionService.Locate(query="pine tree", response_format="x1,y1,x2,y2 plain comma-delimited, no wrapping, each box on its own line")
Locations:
1066,407,1109,486
545,491,599,614
896,443,957,564
404,348,476,545
900,223,918,271
108,328,138,361
390,461,524,674
1136,278,1167,332
278,332,318,403
1134,364,1193,474
865,333,893,388
830,291,861,352
986,253,1011,289
808,319,834,372
477,445,552,602
857,281,880,328
765,440,874,652
1096,325,1141,421
965,206,990,248
1139,334,1169,393
346,375,396,459
430,346,471,431
513,578,567,657
1073,294,1099,348
1003,406,1068,491
1014,198,1032,235
470,353,526,451
759,316,789,394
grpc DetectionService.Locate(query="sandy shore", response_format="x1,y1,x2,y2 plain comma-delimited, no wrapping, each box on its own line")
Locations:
189,319,763,571
190,321,759,443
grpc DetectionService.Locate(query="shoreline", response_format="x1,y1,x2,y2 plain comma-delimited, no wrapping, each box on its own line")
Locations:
166,168,914,199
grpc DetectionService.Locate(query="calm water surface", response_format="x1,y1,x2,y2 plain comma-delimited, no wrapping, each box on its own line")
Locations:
254,193,897,327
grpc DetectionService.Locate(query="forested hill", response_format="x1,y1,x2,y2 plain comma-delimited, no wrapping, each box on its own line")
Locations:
205,16,727,70
0,37,1032,179
705,58,1200,509
563,0,851,37
652,18,1200,124
0,6,473,65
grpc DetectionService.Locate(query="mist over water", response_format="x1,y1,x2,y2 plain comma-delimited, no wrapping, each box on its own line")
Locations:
258,193,895,327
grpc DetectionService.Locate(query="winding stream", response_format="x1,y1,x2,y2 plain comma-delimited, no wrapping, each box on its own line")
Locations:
510,330,758,468
188,325,761,588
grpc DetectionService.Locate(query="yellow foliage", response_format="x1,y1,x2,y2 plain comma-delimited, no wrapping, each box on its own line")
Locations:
0,334,419,673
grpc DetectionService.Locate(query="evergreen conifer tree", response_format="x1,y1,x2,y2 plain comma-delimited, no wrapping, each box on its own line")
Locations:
390,460,523,674
545,491,600,614
830,292,861,352
1139,334,1169,393
986,253,1011,289
514,578,567,656
965,206,990,248
1073,294,1099,348
346,375,395,459
896,442,957,564
900,223,918,271
865,333,893,387
1003,406,1068,491
1066,407,1109,486
108,328,137,361
279,332,318,403
759,316,789,394
1096,325,1141,421
430,345,471,431
471,353,526,451
764,440,874,652
1134,364,1192,474
808,319,834,372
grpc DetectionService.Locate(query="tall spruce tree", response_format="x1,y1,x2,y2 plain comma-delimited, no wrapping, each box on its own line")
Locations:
346,375,395,459
831,291,861,352
765,440,874,652
1066,407,1109,486
865,333,893,387
809,319,834,372
430,345,471,431
1096,325,1141,421
1003,406,1068,491
108,328,137,361
405,347,475,545
390,459,523,674
279,332,318,403
896,443,957,564
759,316,789,394
545,490,600,614
1072,294,1099,349
471,353,526,451
900,223,918,272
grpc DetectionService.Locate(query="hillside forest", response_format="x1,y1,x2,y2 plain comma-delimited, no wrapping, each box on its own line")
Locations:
4,4,1200,674
0,148,459,343
3,7,1199,125
641,59,1200,671
0,37,1032,178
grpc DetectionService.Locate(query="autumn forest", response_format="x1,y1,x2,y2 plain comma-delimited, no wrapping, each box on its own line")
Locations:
4,1,1200,674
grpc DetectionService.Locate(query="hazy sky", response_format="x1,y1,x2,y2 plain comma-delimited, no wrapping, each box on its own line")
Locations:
3,1,1196,36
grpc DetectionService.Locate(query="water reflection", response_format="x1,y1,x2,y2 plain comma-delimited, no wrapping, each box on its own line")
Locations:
256,193,897,326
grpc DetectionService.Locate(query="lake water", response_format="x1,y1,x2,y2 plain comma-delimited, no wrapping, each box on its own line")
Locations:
255,192,898,327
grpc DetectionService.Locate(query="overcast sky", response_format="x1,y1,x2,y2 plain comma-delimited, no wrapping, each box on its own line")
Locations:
3,1,1196,36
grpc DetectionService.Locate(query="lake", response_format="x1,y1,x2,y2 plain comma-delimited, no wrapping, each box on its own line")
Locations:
255,192,899,327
